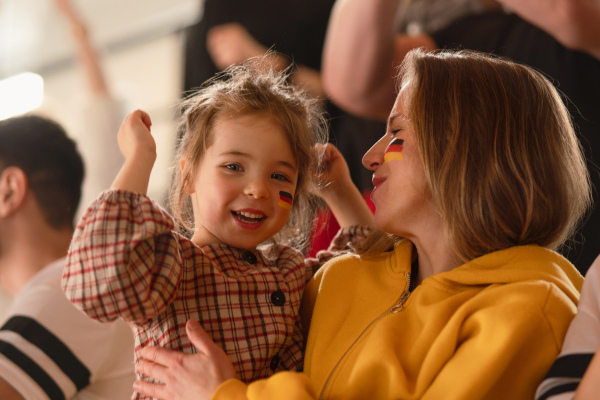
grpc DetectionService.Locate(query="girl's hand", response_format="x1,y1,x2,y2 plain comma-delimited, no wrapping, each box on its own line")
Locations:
313,143,374,228
117,110,155,164
314,143,354,199
134,319,237,400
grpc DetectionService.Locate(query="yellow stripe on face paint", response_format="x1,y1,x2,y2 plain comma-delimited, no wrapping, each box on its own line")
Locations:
278,199,292,210
384,152,403,163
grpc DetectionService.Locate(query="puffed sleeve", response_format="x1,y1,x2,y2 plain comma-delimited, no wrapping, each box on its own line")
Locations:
62,190,183,324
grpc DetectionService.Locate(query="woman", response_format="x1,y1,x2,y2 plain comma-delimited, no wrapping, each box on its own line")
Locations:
133,49,591,399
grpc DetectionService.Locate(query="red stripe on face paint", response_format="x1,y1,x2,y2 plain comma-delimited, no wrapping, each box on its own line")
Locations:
279,191,293,203
385,144,404,154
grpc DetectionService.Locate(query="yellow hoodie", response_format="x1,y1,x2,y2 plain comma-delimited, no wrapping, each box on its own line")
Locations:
213,241,583,400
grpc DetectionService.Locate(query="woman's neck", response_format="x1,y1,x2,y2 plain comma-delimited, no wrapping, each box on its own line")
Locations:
410,234,462,286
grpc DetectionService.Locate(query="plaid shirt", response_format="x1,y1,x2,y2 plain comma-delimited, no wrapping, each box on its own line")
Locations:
63,190,369,396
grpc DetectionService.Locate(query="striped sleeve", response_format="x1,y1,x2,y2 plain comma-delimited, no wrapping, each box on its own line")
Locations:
0,316,90,400
535,353,594,400
62,190,183,324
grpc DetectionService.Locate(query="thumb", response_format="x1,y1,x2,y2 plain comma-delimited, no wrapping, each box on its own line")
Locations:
186,319,215,354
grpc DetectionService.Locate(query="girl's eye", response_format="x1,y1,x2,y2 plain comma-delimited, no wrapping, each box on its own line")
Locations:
271,173,291,182
225,164,243,172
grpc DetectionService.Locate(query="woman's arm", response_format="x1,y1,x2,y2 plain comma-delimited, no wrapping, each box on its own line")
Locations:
134,320,317,400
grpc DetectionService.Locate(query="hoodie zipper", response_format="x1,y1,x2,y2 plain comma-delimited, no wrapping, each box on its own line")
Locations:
318,272,412,400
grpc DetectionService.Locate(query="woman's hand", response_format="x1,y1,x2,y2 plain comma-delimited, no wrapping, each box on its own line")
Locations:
134,319,237,400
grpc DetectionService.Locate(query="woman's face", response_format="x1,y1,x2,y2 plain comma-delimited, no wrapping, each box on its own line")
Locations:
362,89,437,239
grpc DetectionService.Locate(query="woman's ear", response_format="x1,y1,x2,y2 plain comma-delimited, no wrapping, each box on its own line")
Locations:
0,167,28,217
180,158,195,195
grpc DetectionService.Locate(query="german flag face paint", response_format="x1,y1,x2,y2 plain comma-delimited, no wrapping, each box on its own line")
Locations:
278,191,293,210
384,138,404,163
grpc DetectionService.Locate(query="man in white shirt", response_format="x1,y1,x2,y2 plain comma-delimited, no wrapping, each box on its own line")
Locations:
0,115,135,400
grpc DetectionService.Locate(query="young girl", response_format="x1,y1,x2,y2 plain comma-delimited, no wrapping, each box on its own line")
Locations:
62,60,374,399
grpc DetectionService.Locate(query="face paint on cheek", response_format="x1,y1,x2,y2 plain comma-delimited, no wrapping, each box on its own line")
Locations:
278,191,293,210
384,138,404,163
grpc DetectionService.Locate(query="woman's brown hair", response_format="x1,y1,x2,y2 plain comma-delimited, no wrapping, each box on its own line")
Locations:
169,56,328,249
362,48,591,262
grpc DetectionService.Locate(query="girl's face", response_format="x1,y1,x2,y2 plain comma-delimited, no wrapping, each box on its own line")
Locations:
187,111,298,250
362,90,437,239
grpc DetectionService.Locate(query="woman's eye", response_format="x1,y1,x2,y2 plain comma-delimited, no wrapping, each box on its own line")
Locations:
271,173,290,182
390,128,402,137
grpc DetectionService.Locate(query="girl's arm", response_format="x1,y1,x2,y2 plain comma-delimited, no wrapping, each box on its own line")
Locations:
111,110,156,194
316,143,374,228
63,111,181,324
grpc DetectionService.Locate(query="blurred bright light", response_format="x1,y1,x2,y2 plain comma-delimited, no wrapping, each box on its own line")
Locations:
0,72,44,121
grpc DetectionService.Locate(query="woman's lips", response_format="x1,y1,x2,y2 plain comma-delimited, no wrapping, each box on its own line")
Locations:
372,176,386,189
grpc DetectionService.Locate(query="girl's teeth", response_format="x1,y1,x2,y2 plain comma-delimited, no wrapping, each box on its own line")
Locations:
239,211,263,219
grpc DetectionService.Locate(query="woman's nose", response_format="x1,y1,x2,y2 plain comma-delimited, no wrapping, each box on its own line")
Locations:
362,137,386,171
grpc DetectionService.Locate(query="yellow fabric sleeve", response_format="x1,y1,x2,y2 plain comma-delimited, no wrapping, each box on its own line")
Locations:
212,372,316,400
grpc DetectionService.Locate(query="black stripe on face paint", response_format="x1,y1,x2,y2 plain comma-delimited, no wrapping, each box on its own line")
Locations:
279,191,293,201
1,316,91,391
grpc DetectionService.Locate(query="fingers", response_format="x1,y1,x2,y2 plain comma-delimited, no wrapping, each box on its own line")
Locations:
133,378,167,400
136,359,169,383
139,110,152,130
186,319,216,355
139,345,183,367
126,109,152,129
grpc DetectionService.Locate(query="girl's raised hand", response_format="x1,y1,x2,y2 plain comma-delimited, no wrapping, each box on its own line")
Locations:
117,110,156,164
314,143,354,198
313,143,374,228
110,110,156,194
134,319,236,400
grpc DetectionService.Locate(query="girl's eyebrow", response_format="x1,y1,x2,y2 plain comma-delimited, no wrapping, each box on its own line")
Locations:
220,150,297,171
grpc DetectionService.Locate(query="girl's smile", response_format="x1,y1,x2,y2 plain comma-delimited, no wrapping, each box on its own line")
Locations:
187,111,299,249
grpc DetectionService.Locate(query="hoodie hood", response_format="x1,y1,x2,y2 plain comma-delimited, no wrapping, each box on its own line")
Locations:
426,245,583,304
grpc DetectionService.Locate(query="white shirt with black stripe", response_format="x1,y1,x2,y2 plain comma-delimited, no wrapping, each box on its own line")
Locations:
0,258,135,399
535,256,600,400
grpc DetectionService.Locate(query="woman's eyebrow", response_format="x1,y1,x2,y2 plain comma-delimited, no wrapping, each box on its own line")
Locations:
387,113,400,130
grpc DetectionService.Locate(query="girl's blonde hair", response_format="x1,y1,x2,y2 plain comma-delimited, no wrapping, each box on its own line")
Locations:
169,56,328,249
362,49,591,262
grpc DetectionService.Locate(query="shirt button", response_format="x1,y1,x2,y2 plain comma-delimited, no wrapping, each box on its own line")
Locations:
242,251,257,264
270,355,281,371
270,290,286,306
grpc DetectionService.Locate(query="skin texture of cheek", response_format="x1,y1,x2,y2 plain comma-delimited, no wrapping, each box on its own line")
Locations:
278,191,293,210
384,138,404,163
